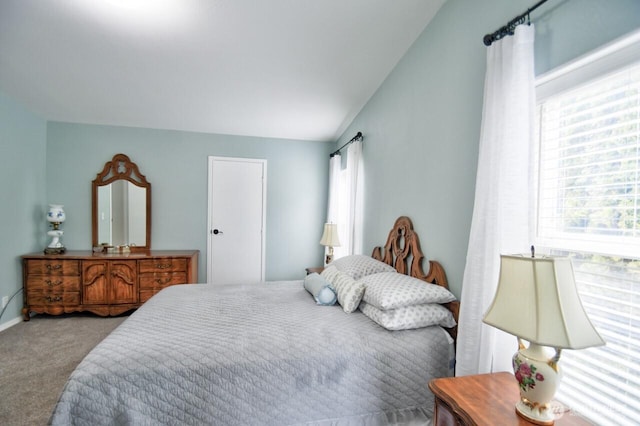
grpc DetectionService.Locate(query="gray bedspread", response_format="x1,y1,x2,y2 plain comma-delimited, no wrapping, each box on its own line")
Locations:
50,281,454,425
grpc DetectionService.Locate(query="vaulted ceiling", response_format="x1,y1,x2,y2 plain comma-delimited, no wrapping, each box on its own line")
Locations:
0,0,446,141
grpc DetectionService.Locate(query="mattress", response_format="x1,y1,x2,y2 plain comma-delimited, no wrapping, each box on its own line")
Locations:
50,281,454,425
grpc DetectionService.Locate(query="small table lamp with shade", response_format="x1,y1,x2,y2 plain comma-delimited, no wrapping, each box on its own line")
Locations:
319,223,341,264
44,204,66,254
483,247,605,425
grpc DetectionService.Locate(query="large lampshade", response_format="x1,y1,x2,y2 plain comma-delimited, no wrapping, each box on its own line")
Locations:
483,254,604,349
483,253,604,425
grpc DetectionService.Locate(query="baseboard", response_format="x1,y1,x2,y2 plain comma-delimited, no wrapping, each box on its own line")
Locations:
0,316,23,332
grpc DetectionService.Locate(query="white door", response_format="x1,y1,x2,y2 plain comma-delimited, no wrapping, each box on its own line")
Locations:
207,157,266,284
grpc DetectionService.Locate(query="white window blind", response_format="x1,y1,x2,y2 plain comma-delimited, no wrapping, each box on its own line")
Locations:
537,62,640,258
535,30,640,425
546,250,640,424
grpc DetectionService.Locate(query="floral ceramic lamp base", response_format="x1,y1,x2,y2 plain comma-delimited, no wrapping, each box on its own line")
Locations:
513,340,562,425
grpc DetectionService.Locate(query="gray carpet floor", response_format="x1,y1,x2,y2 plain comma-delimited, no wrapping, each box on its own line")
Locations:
0,313,128,426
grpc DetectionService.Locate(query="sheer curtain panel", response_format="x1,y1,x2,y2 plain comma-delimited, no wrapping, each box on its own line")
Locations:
326,154,341,225
325,139,364,262
456,25,537,376
345,140,364,256
326,154,343,262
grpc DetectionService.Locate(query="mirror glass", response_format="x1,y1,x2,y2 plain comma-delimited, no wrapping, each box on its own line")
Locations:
92,154,151,250
97,181,147,246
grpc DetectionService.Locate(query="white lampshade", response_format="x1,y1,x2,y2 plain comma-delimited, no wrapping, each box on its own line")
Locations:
483,254,605,349
46,204,66,223
319,223,341,248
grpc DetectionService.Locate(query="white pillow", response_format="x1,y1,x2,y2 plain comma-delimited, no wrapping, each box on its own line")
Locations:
359,301,457,331
320,264,340,284
330,255,395,281
360,271,456,310
324,269,365,313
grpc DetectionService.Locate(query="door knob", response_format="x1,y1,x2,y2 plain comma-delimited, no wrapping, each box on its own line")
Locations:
212,229,223,235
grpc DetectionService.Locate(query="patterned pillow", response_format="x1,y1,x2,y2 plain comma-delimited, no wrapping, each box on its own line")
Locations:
359,301,457,331
326,269,366,313
320,264,340,284
360,272,456,310
330,255,395,281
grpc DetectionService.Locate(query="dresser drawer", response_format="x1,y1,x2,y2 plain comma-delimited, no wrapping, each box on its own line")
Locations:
26,276,80,292
27,291,80,306
139,258,187,273
139,273,187,290
25,259,80,276
139,282,188,303
139,290,155,303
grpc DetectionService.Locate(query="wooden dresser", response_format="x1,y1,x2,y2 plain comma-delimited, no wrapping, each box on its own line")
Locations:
22,250,198,320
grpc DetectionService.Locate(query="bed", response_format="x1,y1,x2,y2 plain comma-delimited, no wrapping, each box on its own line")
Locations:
50,216,459,425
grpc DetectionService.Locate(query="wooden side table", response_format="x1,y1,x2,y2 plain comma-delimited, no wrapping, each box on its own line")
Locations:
428,372,591,425
305,266,324,275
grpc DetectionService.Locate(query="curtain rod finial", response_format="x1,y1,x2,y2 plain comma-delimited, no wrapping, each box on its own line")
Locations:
483,34,493,46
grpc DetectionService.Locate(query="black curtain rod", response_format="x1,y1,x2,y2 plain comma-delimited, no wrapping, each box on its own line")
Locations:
330,131,362,157
483,0,550,46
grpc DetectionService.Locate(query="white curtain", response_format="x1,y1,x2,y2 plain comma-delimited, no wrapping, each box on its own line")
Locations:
326,154,341,224
345,139,364,255
455,25,537,376
325,154,343,262
325,139,364,261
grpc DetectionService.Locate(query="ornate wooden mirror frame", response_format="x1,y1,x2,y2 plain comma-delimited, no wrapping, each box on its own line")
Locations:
92,153,151,251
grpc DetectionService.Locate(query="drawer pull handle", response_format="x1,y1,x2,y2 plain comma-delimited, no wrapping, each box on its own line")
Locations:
46,264,62,271
155,278,173,285
45,279,63,287
155,263,172,269
45,295,63,303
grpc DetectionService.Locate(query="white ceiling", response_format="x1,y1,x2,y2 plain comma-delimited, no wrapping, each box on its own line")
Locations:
0,0,446,142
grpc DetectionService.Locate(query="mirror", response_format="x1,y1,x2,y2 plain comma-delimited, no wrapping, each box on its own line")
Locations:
92,154,151,251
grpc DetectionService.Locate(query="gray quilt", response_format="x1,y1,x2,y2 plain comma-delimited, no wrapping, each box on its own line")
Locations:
50,281,454,425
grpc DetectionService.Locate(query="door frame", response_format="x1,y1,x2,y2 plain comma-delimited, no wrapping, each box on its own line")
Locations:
206,156,267,283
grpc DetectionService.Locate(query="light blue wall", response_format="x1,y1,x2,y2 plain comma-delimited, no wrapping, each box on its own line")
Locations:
3,0,638,327
46,123,332,282
0,91,47,328
337,0,640,298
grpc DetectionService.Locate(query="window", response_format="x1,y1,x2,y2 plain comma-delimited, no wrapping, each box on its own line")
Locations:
535,30,640,425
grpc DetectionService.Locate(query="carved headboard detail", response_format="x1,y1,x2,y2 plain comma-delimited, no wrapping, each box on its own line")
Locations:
372,216,448,286
372,216,459,340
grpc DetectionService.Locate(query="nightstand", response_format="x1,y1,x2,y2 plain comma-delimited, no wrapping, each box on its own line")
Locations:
305,266,324,275
428,372,591,425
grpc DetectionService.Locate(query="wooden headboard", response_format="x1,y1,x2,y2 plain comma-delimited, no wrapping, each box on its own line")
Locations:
372,216,459,340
